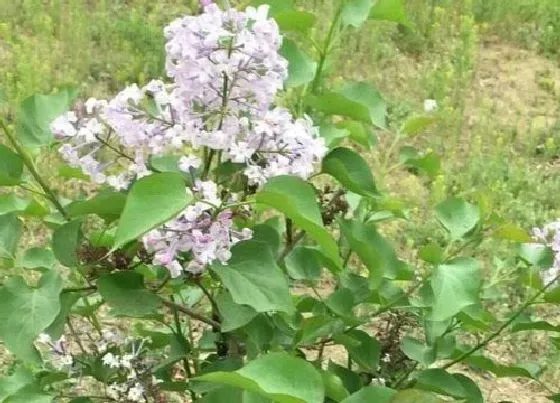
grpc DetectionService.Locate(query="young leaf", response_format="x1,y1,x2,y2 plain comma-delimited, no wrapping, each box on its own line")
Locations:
216,291,258,332
322,147,377,197
341,386,396,403
52,220,82,267
275,11,316,32
430,257,481,321
340,219,412,288
436,198,480,240
400,115,435,137
415,369,466,399
212,241,294,314
280,39,317,88
342,0,375,28
256,176,341,266
0,271,63,363
16,88,78,151
369,0,409,25
306,82,386,128
114,172,192,249
493,224,532,243
97,271,161,317
0,213,23,260
67,190,126,221
0,144,23,186
196,352,324,403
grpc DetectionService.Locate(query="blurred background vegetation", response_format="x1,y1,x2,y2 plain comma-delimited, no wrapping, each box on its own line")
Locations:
2,0,560,400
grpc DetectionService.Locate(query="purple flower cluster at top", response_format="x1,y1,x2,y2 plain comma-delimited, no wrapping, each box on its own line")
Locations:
50,4,326,276
532,221,560,286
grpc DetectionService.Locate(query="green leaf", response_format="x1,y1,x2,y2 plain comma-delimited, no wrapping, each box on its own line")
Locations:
280,39,317,88
452,374,483,403
0,271,63,363
463,353,541,379
545,287,560,303
0,213,23,260
519,243,554,269
328,361,362,394
256,176,340,266
369,0,409,25
341,386,396,403
0,144,23,186
326,288,357,322
3,384,52,403
400,337,436,366
430,257,481,321
275,11,316,32
0,367,34,401
250,0,294,15
321,370,349,402
296,316,344,345
67,190,126,221
97,271,161,317
418,242,444,265
320,125,350,149
337,329,380,372
493,224,532,243
322,147,377,197
342,0,375,27
216,291,258,332
196,352,324,403
415,369,466,399
212,241,294,314
390,389,446,403
0,194,29,215
436,198,480,240
511,320,560,332
336,120,376,149
114,172,192,249
404,152,441,178
45,292,81,339
400,115,435,136
285,246,323,280
307,82,386,128
17,247,55,270
16,88,78,151
52,220,82,267
340,219,411,288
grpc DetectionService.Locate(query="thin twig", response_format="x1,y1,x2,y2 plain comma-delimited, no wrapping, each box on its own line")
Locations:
442,273,560,370
162,299,221,329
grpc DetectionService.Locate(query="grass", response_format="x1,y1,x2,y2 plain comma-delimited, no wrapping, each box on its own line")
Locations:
2,0,560,400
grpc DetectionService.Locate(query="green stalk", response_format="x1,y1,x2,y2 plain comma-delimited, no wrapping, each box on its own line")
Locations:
0,119,70,220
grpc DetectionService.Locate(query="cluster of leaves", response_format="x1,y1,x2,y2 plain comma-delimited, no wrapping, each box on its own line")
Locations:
1,0,559,402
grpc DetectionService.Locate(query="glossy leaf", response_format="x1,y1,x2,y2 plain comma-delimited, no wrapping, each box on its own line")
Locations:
0,271,62,363
97,271,161,317
275,11,316,32
0,367,34,401
391,389,446,403
321,370,350,402
400,115,435,136
519,243,554,269
452,374,483,403
114,172,192,249
285,246,323,280
52,220,82,267
256,176,340,265
67,190,126,221
430,257,481,321
16,88,77,151
322,147,377,197
336,120,376,149
511,320,560,332
337,329,380,372
212,241,294,314
0,144,23,186
463,353,541,379
400,337,436,366
196,352,324,403
436,198,480,240
320,125,350,149
3,384,52,403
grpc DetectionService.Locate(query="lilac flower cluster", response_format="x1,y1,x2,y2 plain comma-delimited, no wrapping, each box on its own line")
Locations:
51,3,326,275
532,221,560,286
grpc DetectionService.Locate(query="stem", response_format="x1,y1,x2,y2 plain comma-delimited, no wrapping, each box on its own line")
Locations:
170,296,196,401
277,231,306,264
311,2,344,94
162,299,221,329
442,273,560,370
67,317,87,355
0,119,70,219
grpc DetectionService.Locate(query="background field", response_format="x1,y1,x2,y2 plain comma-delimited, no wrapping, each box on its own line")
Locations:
1,0,560,401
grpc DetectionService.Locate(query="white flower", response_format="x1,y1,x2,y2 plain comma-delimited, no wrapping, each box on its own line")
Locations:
424,99,438,112
102,352,121,368
37,333,52,345
179,155,202,172
128,383,145,402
